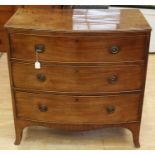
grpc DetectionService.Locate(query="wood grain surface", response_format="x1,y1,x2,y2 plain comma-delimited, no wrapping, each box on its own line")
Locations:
12,62,144,93
5,8,151,147
10,33,147,63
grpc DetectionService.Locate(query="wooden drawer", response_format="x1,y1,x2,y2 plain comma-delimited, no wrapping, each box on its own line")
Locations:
12,62,144,93
10,34,146,63
15,91,140,124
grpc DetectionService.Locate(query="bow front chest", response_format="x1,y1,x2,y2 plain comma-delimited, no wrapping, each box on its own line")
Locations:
5,8,151,147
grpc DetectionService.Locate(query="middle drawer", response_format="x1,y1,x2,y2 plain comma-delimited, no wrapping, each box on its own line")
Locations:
12,62,144,93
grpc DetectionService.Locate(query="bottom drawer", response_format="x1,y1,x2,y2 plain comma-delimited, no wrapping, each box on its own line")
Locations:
15,91,141,124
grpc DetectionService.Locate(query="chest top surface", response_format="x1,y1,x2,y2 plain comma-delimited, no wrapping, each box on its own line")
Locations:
5,8,151,33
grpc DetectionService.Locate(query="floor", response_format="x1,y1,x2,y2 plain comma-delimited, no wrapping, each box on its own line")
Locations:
0,8,155,150
0,53,155,150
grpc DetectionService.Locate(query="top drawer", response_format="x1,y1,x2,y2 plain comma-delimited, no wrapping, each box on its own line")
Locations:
10,34,146,63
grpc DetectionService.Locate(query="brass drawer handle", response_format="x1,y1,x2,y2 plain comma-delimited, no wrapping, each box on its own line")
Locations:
37,74,46,82
110,46,119,54
106,105,115,114
35,44,45,53
107,75,118,84
38,104,48,112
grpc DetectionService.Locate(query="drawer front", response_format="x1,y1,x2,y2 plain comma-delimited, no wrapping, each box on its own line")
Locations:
15,91,140,124
10,34,146,62
12,62,144,93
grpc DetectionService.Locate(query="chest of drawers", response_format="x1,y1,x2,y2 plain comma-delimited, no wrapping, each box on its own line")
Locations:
5,8,151,147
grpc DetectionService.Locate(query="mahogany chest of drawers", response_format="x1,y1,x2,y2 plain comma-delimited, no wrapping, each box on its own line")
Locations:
5,8,151,147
